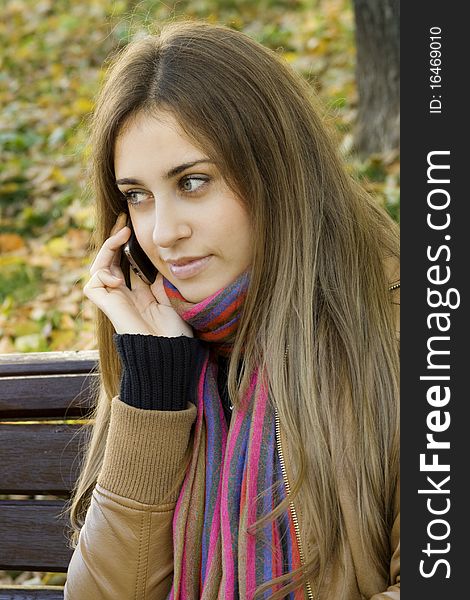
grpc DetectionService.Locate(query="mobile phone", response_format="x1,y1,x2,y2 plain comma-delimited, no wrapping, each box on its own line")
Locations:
121,216,158,286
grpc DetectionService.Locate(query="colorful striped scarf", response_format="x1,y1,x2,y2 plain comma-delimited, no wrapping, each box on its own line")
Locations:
163,271,304,599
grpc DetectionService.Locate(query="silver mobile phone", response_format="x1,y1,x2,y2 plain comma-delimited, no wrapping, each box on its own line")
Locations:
122,217,158,286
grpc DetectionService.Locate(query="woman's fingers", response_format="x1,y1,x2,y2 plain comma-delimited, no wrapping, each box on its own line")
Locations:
110,215,129,270
83,269,124,308
84,213,193,337
150,272,172,306
89,225,130,275
84,267,122,290
128,269,159,310
89,212,129,276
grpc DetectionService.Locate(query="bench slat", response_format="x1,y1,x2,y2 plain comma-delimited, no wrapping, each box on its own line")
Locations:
0,500,72,571
0,375,97,418
0,352,100,594
0,587,64,600
0,424,88,494
0,351,98,377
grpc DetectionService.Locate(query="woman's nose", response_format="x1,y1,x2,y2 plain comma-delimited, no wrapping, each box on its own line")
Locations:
152,201,192,248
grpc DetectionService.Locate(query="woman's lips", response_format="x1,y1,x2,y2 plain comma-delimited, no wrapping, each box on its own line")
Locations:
168,255,212,279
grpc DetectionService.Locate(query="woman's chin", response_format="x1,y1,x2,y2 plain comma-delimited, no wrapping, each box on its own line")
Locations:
170,279,220,303
167,273,234,304
164,264,250,304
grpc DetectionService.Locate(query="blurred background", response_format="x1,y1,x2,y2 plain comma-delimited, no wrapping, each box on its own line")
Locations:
0,0,399,355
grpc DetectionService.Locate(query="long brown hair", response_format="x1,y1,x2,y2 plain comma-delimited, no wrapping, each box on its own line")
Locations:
66,20,399,598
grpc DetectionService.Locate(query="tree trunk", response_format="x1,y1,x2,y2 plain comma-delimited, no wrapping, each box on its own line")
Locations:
352,0,400,156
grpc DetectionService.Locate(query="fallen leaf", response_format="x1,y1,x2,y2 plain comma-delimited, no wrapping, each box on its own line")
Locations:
0,233,25,252
46,236,70,257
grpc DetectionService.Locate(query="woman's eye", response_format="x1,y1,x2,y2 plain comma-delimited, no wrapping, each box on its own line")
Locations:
180,175,209,193
121,177,208,205
122,190,149,206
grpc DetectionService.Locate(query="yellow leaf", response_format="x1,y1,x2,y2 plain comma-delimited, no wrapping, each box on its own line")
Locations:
73,98,94,114
17,45,34,59
50,329,76,350
50,63,64,78
51,166,67,184
15,321,42,336
283,52,297,63
1,182,19,193
0,255,23,267
46,237,70,257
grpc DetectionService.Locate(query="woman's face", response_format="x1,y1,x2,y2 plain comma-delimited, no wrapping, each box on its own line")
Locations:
114,111,253,303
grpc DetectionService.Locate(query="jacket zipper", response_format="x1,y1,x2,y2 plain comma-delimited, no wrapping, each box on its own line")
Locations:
274,405,315,600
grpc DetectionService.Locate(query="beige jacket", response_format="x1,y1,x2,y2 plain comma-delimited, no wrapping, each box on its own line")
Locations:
64,282,400,600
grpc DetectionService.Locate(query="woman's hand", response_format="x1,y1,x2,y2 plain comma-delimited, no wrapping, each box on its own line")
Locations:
83,213,193,338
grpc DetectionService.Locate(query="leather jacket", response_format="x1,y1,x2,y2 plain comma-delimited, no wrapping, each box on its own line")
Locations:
63,399,399,600
64,281,400,600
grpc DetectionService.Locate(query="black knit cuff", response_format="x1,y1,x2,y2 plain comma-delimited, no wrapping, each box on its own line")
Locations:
113,334,205,411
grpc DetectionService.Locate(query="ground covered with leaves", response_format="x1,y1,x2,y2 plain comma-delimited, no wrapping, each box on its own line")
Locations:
0,0,399,355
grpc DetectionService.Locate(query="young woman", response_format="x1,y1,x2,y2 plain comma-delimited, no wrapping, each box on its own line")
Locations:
64,20,400,600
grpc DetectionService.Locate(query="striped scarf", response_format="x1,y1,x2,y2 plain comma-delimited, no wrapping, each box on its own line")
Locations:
163,271,304,599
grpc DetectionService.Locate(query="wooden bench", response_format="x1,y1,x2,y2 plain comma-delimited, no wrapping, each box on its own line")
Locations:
0,350,99,599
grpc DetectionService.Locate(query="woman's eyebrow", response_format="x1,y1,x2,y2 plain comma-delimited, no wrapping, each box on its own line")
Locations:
166,159,214,178
115,159,214,186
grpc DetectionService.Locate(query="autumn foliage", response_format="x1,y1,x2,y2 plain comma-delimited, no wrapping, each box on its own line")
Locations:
0,0,399,355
